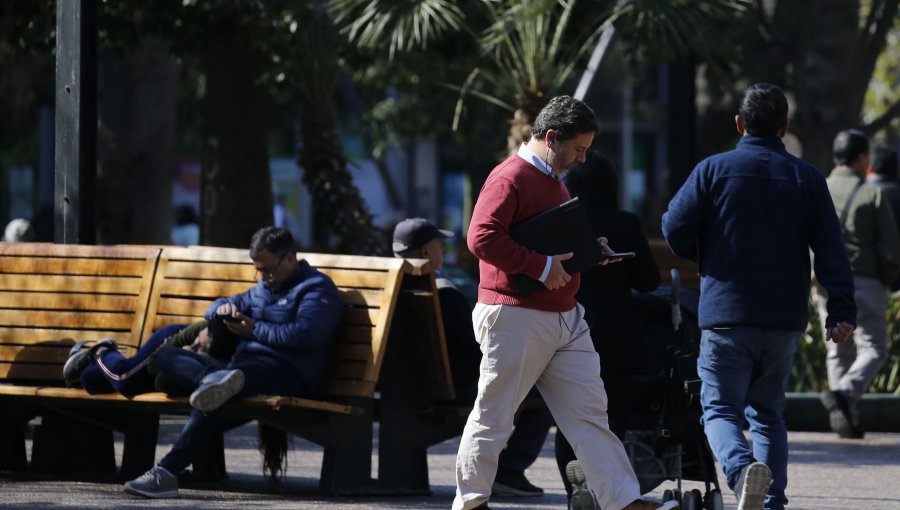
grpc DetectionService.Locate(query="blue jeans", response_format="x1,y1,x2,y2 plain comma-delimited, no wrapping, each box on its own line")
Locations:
156,350,306,475
698,328,799,510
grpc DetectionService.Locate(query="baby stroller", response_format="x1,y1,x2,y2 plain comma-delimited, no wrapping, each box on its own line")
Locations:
622,270,723,510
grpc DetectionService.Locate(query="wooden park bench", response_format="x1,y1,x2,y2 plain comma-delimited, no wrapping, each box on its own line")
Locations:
0,242,457,495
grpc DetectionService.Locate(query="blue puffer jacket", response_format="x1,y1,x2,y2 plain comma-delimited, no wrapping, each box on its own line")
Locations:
204,259,343,394
662,135,856,331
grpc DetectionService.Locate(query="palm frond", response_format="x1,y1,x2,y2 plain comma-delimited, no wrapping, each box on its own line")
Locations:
328,0,466,58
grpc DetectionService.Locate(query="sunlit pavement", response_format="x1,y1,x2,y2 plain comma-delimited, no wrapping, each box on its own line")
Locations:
2,418,899,509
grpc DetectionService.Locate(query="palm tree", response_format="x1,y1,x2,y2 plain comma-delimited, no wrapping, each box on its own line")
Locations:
290,5,387,255
330,0,749,154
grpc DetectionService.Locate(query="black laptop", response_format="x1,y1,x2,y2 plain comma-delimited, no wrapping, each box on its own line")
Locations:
508,197,604,294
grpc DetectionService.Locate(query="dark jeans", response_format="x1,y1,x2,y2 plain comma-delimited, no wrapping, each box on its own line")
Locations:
80,323,185,398
156,350,306,475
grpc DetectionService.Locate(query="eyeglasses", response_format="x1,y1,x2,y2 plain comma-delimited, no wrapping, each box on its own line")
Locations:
256,252,287,283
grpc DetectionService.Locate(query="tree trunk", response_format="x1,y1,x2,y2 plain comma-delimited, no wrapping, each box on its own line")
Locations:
96,37,177,244
786,0,862,172
200,39,272,249
297,98,387,256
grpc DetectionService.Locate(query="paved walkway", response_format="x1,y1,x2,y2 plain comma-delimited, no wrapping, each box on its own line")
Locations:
2,417,900,509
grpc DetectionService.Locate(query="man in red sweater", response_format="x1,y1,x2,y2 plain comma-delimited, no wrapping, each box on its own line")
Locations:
453,96,675,510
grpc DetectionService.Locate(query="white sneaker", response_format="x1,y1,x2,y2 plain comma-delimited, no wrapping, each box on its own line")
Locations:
735,462,772,510
123,465,178,498
189,369,244,412
566,460,598,510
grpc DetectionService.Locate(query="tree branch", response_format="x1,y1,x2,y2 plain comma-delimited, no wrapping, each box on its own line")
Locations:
861,99,900,136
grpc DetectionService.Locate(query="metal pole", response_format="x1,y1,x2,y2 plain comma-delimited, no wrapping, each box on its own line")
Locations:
573,26,616,101
55,0,97,244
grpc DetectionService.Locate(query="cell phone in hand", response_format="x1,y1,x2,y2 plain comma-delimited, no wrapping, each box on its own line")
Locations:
602,251,636,259
216,313,240,323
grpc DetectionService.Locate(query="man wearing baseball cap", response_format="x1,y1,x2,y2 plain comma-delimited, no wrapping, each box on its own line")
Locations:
393,218,554,498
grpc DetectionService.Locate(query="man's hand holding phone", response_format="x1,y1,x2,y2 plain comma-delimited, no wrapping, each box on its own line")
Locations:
598,237,635,265
215,304,255,339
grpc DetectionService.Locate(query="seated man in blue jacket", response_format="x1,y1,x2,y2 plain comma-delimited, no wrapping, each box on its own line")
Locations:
124,226,343,499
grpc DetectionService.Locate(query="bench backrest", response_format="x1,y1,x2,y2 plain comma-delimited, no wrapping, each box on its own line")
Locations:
0,243,160,384
143,247,410,399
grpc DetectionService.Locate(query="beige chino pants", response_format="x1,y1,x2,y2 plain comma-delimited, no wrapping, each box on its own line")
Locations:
452,303,640,510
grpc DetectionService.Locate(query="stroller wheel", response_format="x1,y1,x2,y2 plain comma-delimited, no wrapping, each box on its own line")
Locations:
681,489,701,510
662,489,675,502
703,489,724,510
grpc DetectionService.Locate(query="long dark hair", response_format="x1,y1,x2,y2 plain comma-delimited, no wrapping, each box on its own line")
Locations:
259,423,289,487
564,150,620,209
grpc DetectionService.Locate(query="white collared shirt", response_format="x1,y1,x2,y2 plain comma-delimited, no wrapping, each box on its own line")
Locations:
517,143,557,180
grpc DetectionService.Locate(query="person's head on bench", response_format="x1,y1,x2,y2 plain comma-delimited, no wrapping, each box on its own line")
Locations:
250,226,299,290
392,218,453,272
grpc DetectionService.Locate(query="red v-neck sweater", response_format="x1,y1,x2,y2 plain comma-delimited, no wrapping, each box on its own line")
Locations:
467,154,579,312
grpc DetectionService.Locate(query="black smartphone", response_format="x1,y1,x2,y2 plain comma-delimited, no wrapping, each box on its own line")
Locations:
602,251,636,259
216,313,240,323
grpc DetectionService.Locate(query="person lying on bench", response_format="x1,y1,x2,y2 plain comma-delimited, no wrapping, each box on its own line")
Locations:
62,320,235,398
123,226,343,499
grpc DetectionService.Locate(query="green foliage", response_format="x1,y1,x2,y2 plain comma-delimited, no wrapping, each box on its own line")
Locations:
863,12,900,138
793,291,900,394
330,0,467,59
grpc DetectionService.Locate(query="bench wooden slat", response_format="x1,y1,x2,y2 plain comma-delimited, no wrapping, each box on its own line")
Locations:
0,243,160,259
314,268,394,289
330,344,374,362
0,257,148,276
157,279,257,299
162,260,256,281
0,274,145,294
0,309,138,330
0,291,139,312
0,362,61,380
0,344,128,364
337,289,385,307
335,324,375,344
0,327,136,347
155,297,209,317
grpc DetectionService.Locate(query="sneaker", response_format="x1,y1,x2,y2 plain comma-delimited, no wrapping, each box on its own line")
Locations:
189,369,245,412
735,462,772,510
63,338,117,387
566,460,597,510
819,390,855,438
492,469,544,497
123,465,179,498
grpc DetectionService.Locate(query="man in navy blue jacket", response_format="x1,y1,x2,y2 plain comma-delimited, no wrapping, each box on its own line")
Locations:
662,83,856,510
124,227,343,499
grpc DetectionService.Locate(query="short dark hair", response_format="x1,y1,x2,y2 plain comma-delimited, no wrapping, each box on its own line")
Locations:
531,95,600,142
738,83,788,136
249,227,295,258
871,143,898,177
832,129,869,166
